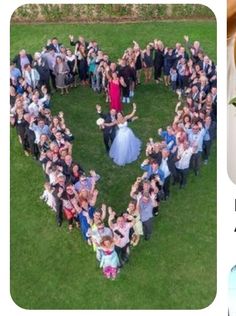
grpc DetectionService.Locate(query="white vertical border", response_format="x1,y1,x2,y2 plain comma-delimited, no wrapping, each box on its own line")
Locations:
0,1,230,315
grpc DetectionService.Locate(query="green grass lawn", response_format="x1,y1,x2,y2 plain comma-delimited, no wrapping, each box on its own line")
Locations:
10,20,216,309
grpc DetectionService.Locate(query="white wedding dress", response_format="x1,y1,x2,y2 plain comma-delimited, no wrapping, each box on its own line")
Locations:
109,121,141,166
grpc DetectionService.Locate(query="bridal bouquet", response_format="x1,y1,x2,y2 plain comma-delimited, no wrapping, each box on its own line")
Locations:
96,118,105,126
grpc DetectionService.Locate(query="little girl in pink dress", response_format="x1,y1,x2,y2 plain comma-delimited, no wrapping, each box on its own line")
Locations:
99,236,120,280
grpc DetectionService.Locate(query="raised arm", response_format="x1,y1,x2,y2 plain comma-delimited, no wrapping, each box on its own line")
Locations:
101,204,107,221
125,103,137,121
108,207,116,229
89,189,99,207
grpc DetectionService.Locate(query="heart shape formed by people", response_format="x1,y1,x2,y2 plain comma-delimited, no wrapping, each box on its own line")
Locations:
10,21,216,309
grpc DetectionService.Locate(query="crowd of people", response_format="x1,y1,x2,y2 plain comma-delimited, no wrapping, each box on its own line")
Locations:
10,33,217,280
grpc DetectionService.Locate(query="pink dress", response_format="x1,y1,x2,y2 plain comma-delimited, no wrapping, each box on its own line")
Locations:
109,79,122,112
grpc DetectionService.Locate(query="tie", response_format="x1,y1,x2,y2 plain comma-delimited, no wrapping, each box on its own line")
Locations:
29,71,33,87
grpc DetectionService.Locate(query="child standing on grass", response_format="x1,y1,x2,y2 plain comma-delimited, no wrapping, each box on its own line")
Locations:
40,182,56,212
100,235,120,280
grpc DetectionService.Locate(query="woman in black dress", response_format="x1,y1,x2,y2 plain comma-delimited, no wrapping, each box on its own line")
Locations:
66,49,78,88
163,47,175,87
153,40,164,84
75,44,88,85
132,41,143,85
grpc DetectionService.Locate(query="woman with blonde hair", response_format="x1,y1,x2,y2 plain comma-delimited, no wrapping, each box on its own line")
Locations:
228,0,236,183
228,0,236,102
154,40,164,84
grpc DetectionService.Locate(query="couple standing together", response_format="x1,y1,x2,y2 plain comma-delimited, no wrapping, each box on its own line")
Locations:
96,103,142,166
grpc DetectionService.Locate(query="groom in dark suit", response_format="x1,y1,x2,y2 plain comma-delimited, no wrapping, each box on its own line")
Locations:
96,104,117,153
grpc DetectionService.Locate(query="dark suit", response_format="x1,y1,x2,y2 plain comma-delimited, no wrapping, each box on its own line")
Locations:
198,61,216,79
13,54,33,73
212,94,217,121
98,112,117,153
52,183,65,225
46,43,62,54
202,121,216,161
156,152,178,198
34,58,50,91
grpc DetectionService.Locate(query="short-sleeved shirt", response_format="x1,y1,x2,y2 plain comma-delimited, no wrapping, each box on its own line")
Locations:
139,199,153,222
112,222,132,248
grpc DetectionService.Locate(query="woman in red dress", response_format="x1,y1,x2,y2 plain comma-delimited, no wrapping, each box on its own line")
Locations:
107,72,123,112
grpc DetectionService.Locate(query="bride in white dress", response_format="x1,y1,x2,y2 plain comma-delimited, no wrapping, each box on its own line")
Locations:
109,103,142,166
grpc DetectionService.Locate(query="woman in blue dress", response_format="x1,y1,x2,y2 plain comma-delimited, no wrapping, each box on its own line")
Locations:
109,103,142,166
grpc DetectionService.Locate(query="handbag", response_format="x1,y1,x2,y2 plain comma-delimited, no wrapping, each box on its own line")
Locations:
64,73,74,86
64,207,76,220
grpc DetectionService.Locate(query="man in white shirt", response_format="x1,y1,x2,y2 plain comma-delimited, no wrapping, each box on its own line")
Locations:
185,122,206,176
29,118,51,144
28,95,42,117
175,142,194,188
159,148,174,200
23,64,40,89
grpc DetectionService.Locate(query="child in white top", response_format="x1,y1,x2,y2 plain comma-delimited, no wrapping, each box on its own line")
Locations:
40,182,56,212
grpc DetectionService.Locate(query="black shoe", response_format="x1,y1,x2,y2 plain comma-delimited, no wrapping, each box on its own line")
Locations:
57,221,62,227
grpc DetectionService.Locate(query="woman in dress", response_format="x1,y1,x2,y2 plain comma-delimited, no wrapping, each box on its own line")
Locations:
107,71,122,112
133,41,142,85
109,103,141,166
153,40,164,84
75,44,88,85
66,49,78,88
163,47,175,87
53,56,70,95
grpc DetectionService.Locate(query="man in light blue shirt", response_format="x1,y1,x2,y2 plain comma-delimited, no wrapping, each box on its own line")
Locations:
185,122,206,176
140,158,164,183
137,192,157,241
10,62,21,84
74,171,100,193
29,117,51,144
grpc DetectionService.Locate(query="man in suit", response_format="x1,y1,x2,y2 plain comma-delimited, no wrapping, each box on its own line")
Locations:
33,52,51,91
202,115,216,164
46,37,62,54
185,121,206,176
23,63,40,89
52,175,66,227
96,104,117,153
158,148,177,200
198,55,215,79
13,49,33,73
